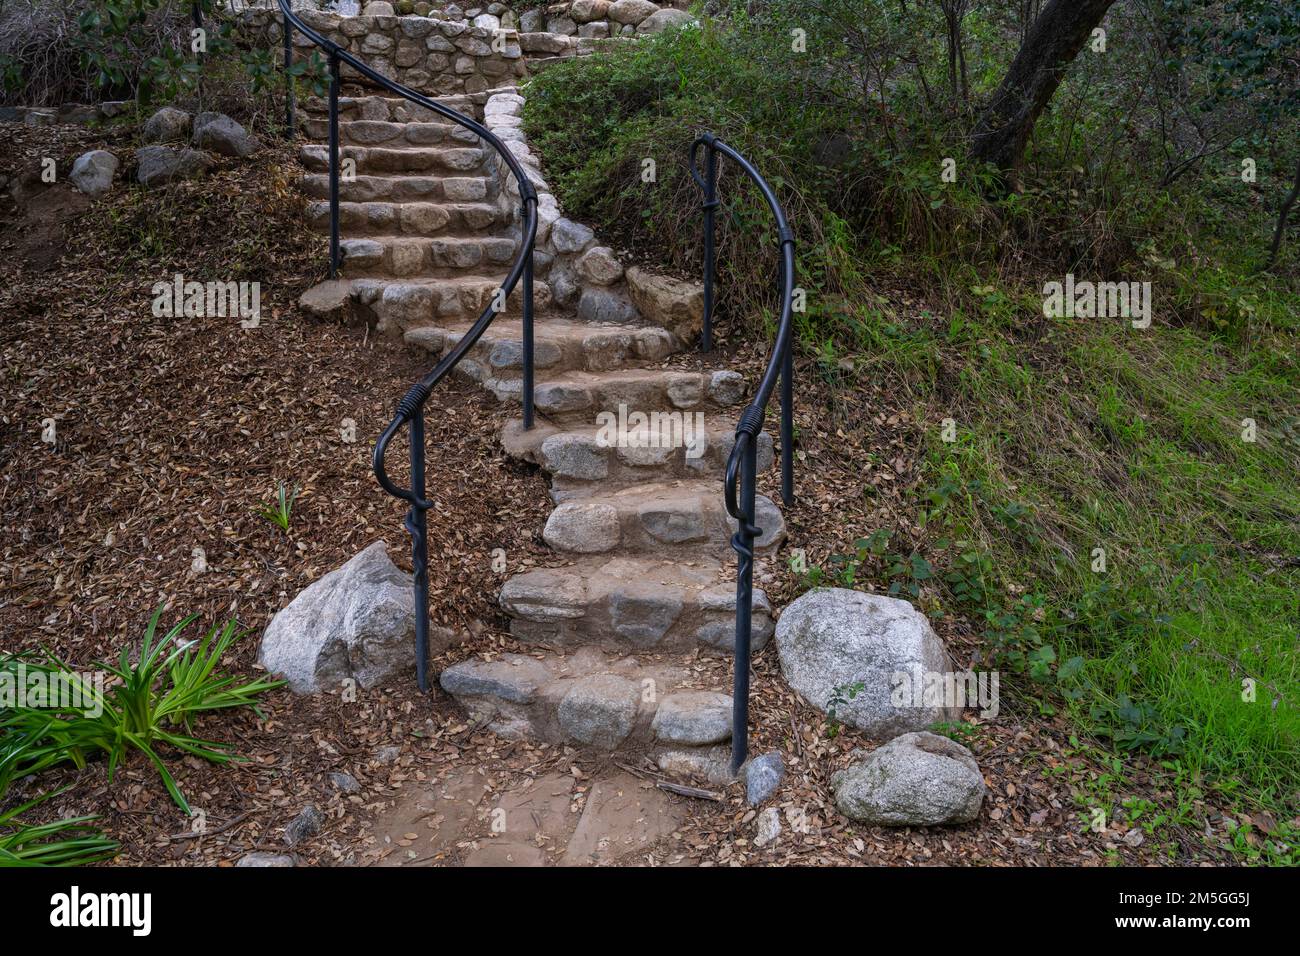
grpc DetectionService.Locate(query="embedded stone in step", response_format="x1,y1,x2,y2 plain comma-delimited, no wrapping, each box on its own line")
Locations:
299,144,487,175
379,283,437,328
499,568,589,623
444,177,489,201
709,370,747,405
542,501,621,553
726,494,786,549
581,329,635,370
577,286,638,324
657,746,734,786
341,238,386,269
535,380,593,415
638,499,710,544
489,337,563,372
541,482,783,554
439,654,550,703
298,279,354,323
694,585,776,651
557,674,639,748
399,203,452,234
651,691,733,745
540,432,608,481
608,584,684,645
504,416,775,486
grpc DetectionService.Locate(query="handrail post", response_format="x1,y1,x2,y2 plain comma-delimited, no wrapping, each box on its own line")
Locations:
327,51,341,279
522,252,534,429
780,339,794,506
407,409,430,692
730,433,759,775
283,14,295,140
701,145,718,353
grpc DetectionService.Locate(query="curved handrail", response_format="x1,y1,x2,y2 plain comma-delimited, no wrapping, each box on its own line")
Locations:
276,0,539,691
276,0,539,446
688,133,796,775
687,134,795,519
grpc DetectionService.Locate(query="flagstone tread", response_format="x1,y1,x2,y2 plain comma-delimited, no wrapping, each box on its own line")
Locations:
438,645,735,753
498,554,775,652
499,414,775,490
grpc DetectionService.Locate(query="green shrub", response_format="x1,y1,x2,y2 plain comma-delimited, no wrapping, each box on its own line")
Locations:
1,608,282,814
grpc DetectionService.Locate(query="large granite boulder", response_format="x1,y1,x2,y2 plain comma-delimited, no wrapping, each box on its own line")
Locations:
192,111,257,158
69,150,119,197
775,587,959,736
258,541,421,693
141,106,192,143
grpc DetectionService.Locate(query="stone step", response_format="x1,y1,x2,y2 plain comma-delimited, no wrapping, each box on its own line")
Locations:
306,199,503,237
347,276,554,329
438,645,735,753
300,143,488,175
340,234,519,277
538,478,785,557
499,555,775,653
302,92,490,124
404,315,680,378
301,175,497,204
301,117,482,149
474,366,749,424
500,414,774,492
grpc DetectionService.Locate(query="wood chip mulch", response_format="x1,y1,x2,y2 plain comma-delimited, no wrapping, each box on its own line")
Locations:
0,121,1243,866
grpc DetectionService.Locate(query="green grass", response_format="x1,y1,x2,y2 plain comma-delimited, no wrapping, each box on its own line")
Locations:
910,288,1300,817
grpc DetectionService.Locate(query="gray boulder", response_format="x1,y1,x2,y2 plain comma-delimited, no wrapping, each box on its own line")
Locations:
284,805,323,845
69,150,119,198
775,588,959,736
754,806,781,847
551,217,595,253
830,732,986,826
637,8,695,33
193,111,257,158
236,852,295,867
258,540,416,693
608,0,659,25
577,287,638,324
742,750,784,805
141,106,191,143
135,146,213,187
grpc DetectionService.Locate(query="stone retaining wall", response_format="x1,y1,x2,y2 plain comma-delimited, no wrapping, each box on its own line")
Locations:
238,9,528,95
234,0,688,36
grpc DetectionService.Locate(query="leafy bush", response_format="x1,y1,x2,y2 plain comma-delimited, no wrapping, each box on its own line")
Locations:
0,736,118,867
1,608,282,814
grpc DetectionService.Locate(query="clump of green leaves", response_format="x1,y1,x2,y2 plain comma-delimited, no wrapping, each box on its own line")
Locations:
824,680,865,738
0,740,119,867
1,609,282,814
256,482,299,533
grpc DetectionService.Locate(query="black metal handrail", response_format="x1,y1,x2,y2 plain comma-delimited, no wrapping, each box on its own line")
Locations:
689,133,796,774
275,0,539,693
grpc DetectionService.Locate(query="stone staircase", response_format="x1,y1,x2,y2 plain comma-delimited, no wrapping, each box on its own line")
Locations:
298,76,782,772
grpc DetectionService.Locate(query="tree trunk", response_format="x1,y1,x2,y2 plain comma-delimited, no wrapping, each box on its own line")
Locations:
970,0,1116,175
1264,158,1300,271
